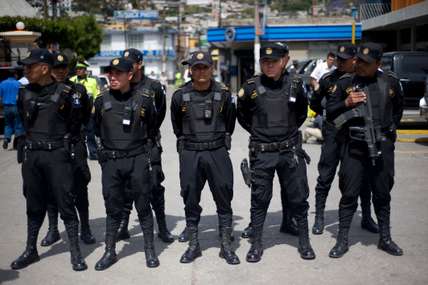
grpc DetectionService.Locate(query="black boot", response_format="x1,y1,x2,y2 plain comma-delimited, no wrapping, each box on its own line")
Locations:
178,226,190,243
79,209,96,244
180,226,202,263
246,230,263,263
143,235,160,268
312,193,326,235
297,216,316,260
360,204,379,234
41,211,60,247
219,227,240,265
241,224,253,239
218,225,235,242
64,221,87,271
11,219,41,270
155,212,174,243
279,209,299,236
95,236,118,271
116,215,130,241
378,225,403,256
329,230,349,258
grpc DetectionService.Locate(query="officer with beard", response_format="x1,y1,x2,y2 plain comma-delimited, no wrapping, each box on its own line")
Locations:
11,48,87,271
93,57,159,270
237,42,315,262
327,43,403,258
115,48,174,244
310,45,378,235
39,52,96,247
171,51,239,265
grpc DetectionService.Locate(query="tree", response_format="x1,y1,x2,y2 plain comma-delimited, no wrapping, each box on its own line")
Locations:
0,16,103,59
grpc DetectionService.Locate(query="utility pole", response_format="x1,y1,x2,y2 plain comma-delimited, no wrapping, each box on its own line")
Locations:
254,0,267,74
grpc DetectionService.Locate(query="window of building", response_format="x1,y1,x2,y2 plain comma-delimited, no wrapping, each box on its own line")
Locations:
127,34,144,49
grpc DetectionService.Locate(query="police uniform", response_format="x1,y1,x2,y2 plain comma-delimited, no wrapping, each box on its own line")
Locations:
40,52,96,247
237,43,315,262
310,45,378,235
326,43,404,258
93,58,159,270
171,51,239,265
70,62,99,160
116,48,174,243
11,49,87,271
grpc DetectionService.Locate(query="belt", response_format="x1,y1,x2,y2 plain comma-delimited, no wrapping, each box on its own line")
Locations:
98,146,147,160
184,138,225,151
249,136,299,153
25,140,64,151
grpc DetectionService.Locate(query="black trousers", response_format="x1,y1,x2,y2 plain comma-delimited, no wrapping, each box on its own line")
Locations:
46,141,91,226
101,152,153,239
121,145,166,220
22,148,78,229
249,148,310,232
179,147,234,228
337,138,395,232
314,122,372,213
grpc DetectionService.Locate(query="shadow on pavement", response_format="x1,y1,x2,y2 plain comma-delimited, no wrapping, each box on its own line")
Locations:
0,268,19,284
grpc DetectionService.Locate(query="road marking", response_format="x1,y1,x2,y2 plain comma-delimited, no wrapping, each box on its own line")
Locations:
397,137,428,143
397,130,428,135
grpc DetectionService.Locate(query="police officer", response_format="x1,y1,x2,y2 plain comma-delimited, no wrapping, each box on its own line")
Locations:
171,51,239,265
11,48,87,271
241,42,299,239
93,57,159,270
310,45,378,235
70,61,99,160
327,43,403,258
115,48,174,243
237,42,315,262
39,52,96,247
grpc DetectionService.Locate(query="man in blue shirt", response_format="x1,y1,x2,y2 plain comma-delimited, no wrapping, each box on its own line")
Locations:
0,70,24,149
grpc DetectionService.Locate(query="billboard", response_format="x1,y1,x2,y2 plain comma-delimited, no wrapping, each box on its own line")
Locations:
113,10,159,20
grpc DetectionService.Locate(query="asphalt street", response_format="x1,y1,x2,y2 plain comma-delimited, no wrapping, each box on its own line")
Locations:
1,95,428,285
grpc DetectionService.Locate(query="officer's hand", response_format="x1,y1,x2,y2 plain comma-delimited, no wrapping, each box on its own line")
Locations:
345,91,366,107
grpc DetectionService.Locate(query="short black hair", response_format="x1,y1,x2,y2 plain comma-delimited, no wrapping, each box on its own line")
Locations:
327,52,335,58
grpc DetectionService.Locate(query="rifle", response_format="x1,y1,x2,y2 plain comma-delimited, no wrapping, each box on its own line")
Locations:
334,85,382,165
240,158,252,188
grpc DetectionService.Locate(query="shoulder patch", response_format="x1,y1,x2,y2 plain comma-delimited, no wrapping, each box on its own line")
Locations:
250,90,257,99
328,84,337,94
389,88,395,98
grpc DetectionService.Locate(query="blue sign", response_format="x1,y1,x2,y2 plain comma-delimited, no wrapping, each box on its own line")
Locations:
96,49,176,58
114,10,159,20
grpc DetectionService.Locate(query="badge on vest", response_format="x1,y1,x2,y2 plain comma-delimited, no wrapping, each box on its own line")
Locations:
123,105,132,126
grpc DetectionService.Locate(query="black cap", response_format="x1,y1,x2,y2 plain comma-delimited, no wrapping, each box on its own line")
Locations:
18,48,54,66
356,43,383,63
182,51,213,67
336,44,357,60
260,42,289,60
52,52,69,67
122,48,143,63
106,57,133,72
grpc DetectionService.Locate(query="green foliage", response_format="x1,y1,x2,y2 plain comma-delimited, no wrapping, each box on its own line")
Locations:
0,16,103,59
272,0,313,12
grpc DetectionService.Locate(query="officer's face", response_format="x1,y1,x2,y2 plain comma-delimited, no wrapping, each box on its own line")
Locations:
260,58,286,79
24,63,51,84
355,58,380,77
336,57,355,73
191,64,213,83
76,67,86,77
109,69,133,90
52,66,69,82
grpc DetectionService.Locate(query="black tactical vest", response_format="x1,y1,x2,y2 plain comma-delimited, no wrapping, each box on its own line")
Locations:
100,90,148,150
251,75,297,137
22,83,70,141
181,82,226,141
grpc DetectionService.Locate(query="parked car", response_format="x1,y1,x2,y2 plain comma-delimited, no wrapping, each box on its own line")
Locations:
381,51,428,109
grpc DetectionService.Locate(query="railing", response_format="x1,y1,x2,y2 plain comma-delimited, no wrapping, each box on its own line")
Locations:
359,0,391,21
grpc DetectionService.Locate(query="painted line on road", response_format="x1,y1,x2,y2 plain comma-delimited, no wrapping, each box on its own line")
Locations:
397,130,428,135
397,137,428,143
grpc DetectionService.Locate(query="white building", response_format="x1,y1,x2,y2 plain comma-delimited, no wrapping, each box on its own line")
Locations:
89,25,177,81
